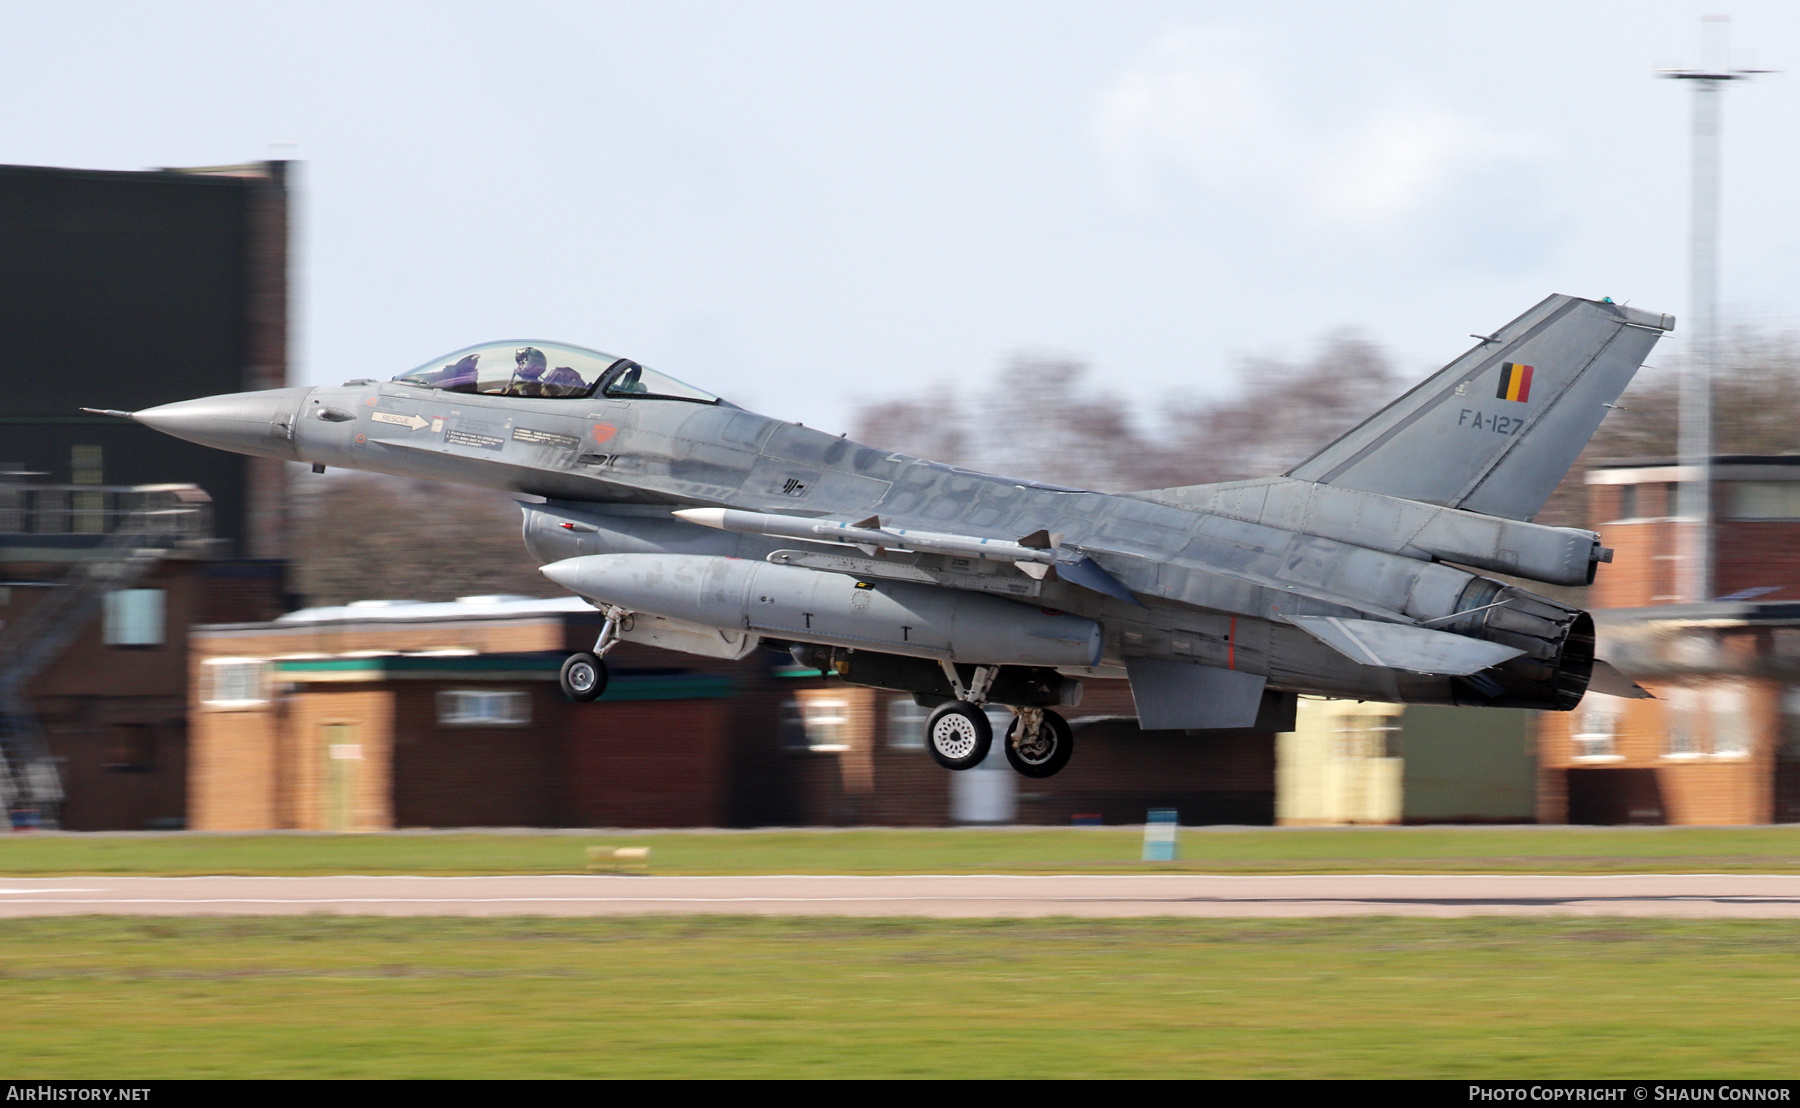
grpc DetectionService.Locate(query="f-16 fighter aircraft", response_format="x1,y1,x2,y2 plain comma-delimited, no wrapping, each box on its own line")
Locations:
103,294,1669,778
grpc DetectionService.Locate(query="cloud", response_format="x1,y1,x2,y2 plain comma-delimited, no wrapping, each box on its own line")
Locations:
1091,28,1525,231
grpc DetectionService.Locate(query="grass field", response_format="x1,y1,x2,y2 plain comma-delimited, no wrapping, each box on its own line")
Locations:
4,825,1800,876
5,915,1798,1078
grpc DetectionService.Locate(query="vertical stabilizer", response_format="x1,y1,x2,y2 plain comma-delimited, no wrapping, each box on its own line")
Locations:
1285,295,1673,521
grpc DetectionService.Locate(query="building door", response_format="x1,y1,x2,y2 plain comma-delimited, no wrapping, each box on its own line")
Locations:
321,723,360,831
1565,768,1665,825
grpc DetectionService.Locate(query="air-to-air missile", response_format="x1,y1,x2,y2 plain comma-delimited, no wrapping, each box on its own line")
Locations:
105,295,1667,777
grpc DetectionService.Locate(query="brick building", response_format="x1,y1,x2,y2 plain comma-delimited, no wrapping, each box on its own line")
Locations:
187,596,1282,830
1536,457,1800,824
1,481,286,830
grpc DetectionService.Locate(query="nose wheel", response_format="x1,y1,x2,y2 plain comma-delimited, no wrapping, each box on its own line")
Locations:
560,652,608,702
1004,709,1074,778
562,606,628,703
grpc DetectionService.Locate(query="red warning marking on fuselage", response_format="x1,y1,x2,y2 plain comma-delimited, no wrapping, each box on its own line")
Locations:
592,424,619,444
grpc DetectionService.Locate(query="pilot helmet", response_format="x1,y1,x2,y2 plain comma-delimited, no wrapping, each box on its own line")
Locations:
514,347,548,378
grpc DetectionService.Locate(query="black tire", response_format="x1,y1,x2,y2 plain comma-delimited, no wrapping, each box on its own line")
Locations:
560,652,608,702
925,701,992,771
1004,710,1074,778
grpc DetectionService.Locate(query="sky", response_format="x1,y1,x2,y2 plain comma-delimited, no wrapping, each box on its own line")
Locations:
2,1,1796,434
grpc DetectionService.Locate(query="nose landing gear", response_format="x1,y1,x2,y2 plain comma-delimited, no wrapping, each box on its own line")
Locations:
560,606,629,702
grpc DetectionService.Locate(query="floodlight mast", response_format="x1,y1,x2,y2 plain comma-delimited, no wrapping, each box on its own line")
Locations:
1658,16,1768,605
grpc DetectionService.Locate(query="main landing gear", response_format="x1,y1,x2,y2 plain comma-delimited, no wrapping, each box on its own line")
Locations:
560,606,629,702
924,663,1075,778
1004,708,1074,779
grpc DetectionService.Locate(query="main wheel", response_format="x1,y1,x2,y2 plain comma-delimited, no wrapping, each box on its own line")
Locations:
1005,710,1074,778
925,701,992,771
560,651,608,702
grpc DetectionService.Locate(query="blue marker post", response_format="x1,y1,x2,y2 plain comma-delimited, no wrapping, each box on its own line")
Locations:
1142,808,1178,861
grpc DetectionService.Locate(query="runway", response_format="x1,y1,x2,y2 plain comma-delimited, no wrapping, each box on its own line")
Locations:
3,873,1800,918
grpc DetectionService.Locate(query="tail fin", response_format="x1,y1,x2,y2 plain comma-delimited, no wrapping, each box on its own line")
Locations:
1285,294,1673,521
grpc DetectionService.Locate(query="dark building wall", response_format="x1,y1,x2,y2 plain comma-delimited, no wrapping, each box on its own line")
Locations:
1012,720,1275,825
21,555,288,830
563,699,733,827
0,162,289,558
390,684,563,828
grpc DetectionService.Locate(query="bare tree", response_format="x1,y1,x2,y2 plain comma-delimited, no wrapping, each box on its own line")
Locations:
1153,330,1400,487
850,332,1400,494
290,473,560,608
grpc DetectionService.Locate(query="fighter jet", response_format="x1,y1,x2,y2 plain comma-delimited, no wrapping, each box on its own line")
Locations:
104,294,1669,778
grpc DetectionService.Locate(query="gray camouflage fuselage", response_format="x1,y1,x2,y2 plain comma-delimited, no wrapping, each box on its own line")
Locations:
125,293,1674,724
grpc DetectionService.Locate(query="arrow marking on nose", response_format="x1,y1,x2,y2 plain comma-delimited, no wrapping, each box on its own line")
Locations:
371,412,431,431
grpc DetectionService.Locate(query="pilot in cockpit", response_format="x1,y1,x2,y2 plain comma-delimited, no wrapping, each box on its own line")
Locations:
511,347,587,398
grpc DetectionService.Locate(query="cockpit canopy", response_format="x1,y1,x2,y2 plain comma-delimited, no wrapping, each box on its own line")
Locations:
391,341,718,403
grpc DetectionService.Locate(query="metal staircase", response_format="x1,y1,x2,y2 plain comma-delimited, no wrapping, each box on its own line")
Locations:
0,483,212,828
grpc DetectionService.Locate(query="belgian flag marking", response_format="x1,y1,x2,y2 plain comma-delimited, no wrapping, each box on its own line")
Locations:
1496,361,1534,402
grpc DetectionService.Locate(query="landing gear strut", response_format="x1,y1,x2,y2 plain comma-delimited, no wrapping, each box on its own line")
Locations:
561,606,629,702
925,660,999,771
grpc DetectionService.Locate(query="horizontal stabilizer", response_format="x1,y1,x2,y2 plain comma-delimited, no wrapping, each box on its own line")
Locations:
1286,615,1524,675
1588,658,1655,699
1125,658,1267,730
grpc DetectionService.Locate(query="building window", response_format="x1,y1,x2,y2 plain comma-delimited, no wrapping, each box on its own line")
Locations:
1726,481,1800,520
1615,484,1638,522
202,658,268,708
1710,684,1754,758
797,696,851,752
1572,699,1620,760
103,588,165,646
436,689,531,727
887,697,927,749
1663,686,1704,757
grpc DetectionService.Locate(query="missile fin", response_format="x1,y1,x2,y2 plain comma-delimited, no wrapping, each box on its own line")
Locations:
1055,555,1141,605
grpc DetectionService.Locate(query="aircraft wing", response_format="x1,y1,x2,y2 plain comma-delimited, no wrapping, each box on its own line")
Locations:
1284,615,1525,675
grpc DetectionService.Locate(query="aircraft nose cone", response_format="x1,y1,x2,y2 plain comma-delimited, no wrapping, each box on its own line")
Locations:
133,388,309,461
